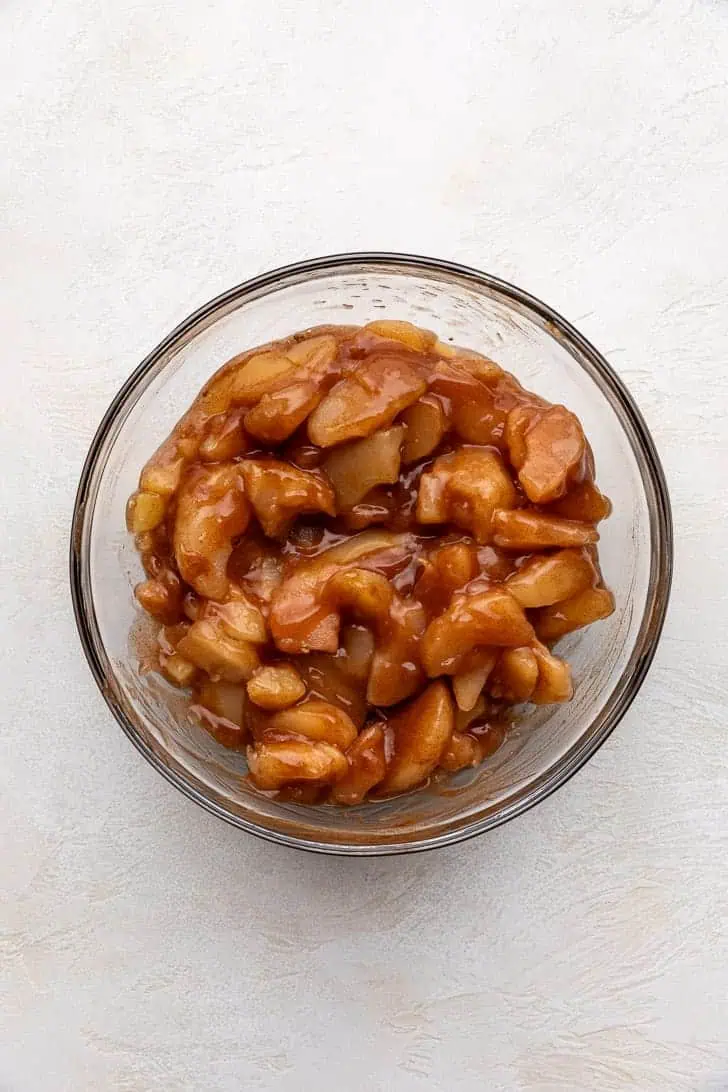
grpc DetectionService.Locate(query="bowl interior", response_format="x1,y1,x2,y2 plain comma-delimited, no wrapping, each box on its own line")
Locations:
74,256,669,853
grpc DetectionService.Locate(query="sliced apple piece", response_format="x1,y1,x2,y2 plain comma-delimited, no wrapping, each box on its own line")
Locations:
308,352,426,447
377,681,454,795
247,739,348,790
266,699,357,750
329,723,388,805
505,549,595,609
323,425,404,510
533,586,615,641
422,587,534,676
493,509,599,550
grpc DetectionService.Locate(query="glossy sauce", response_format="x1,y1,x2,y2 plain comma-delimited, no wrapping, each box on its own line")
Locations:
127,321,615,804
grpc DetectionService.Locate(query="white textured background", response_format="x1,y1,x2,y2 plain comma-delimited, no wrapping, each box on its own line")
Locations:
2,1,727,1089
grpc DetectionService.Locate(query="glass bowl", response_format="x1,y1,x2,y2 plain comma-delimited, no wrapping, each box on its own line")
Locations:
70,253,672,856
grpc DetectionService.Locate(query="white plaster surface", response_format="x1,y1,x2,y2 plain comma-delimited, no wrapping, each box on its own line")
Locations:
2,1,728,1089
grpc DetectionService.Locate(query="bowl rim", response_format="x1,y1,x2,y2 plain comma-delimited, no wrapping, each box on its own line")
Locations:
70,251,673,856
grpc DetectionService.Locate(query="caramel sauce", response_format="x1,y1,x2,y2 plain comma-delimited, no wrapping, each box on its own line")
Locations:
126,321,615,804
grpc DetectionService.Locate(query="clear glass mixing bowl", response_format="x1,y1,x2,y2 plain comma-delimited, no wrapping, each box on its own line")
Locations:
70,253,672,855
